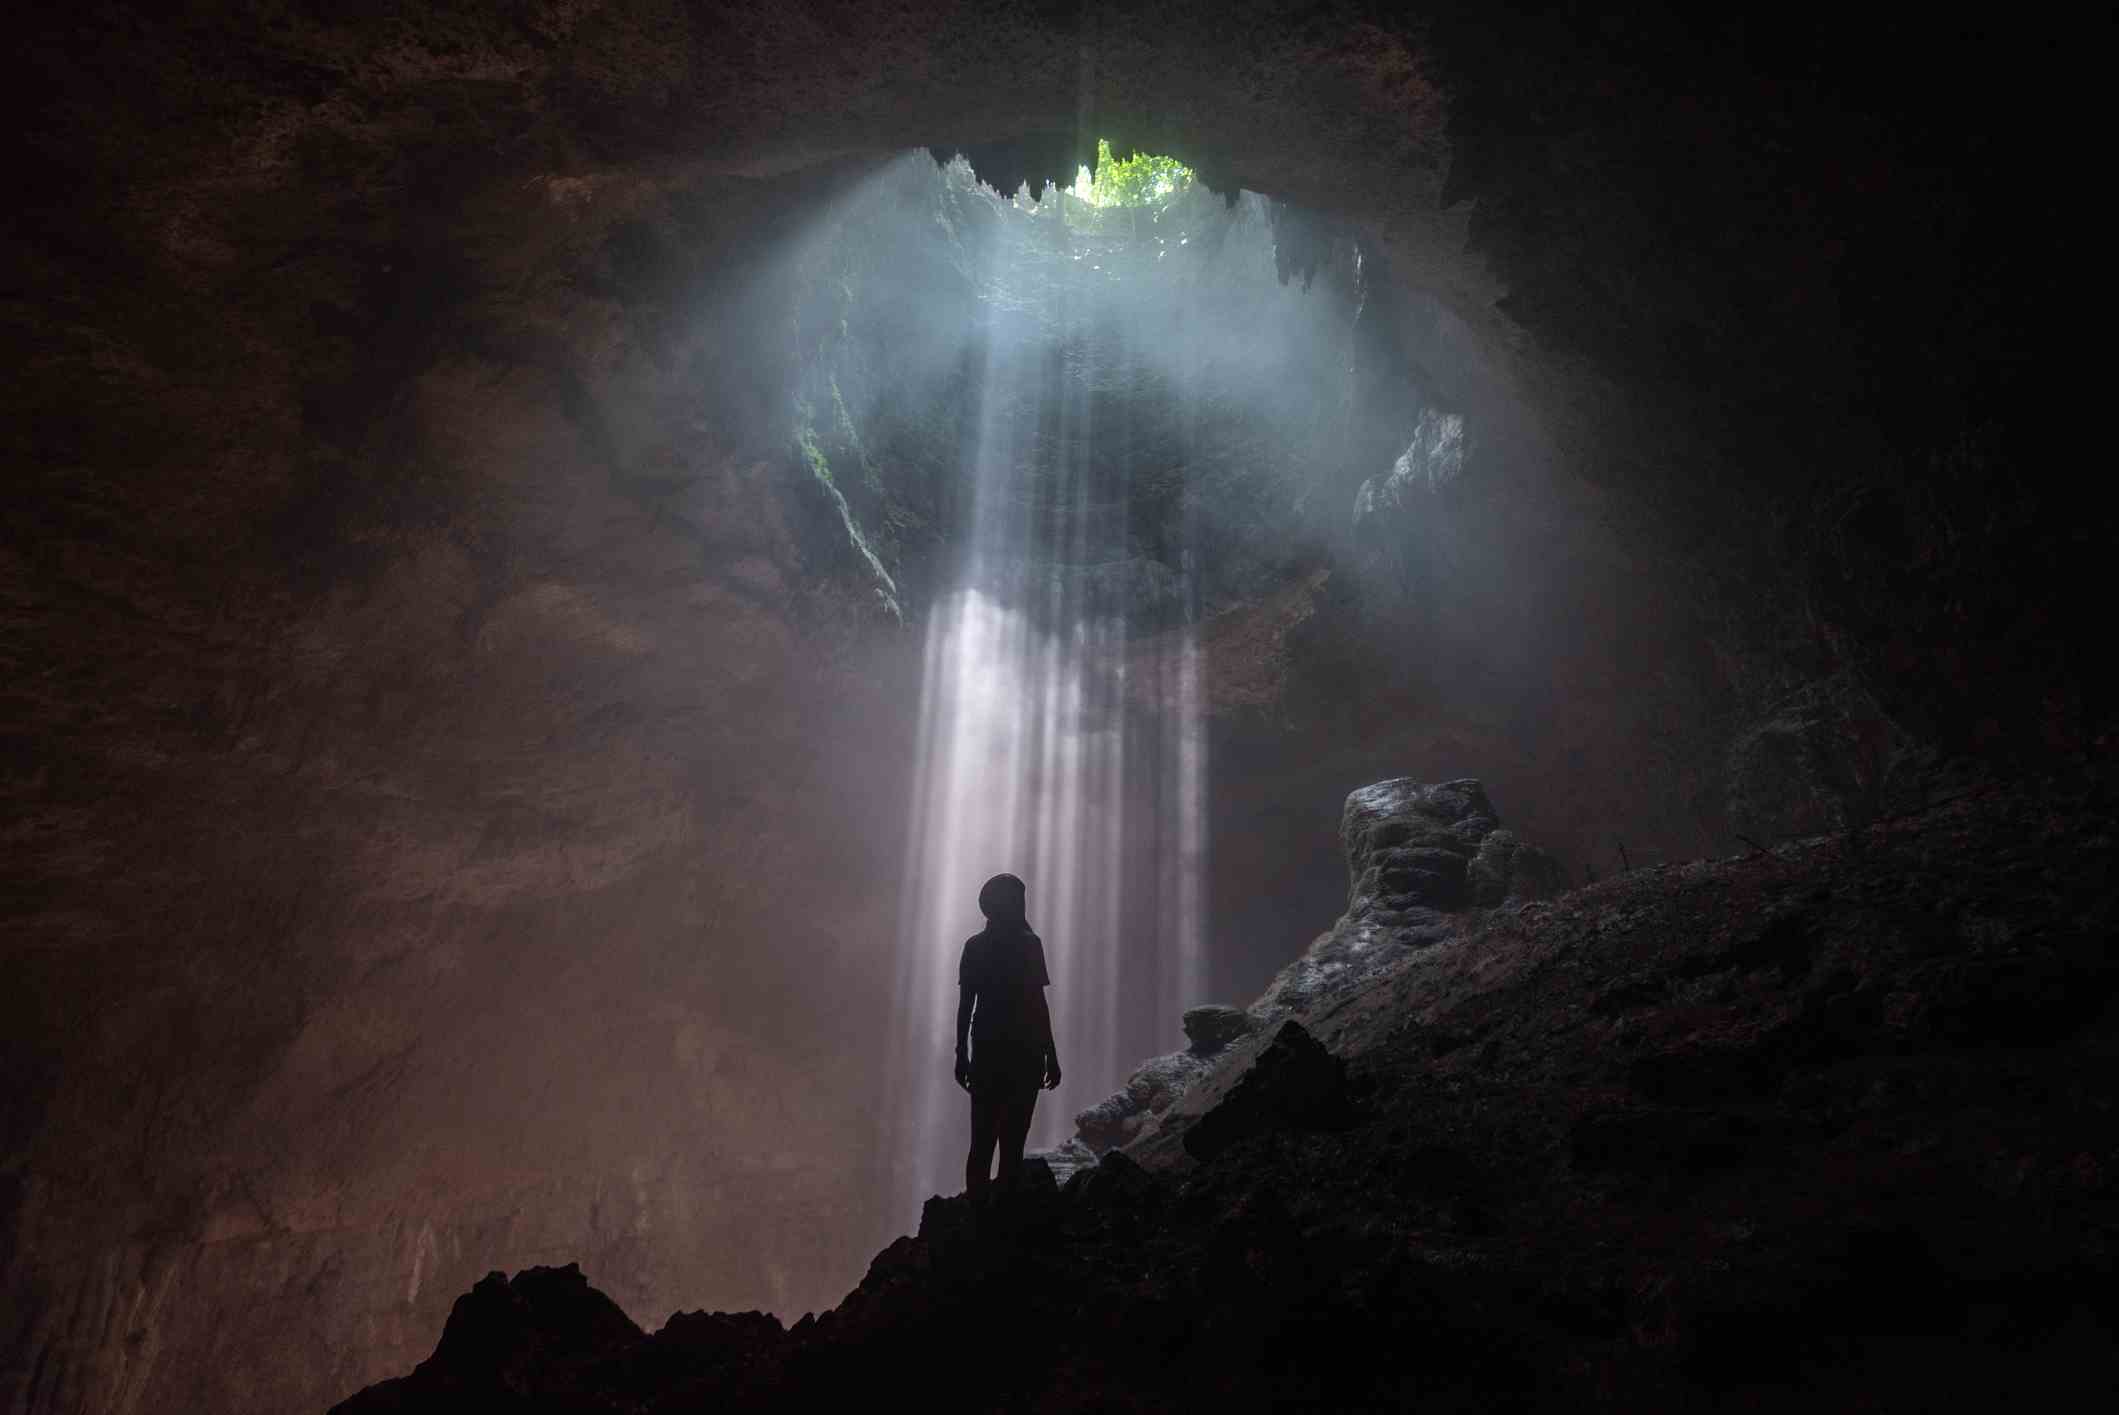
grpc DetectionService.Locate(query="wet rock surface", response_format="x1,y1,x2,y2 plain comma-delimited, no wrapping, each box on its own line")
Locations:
1337,776,1558,915
1249,777,1537,1018
342,768,2119,1411
1343,777,1500,916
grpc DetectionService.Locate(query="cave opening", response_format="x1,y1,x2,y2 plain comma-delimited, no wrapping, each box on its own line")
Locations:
788,147,1412,1211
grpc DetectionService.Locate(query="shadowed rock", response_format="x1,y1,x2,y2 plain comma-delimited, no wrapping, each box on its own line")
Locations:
1344,777,1499,920
331,1263,644,1411
1725,670,1927,841
1026,1136,1099,1185
1469,828,1565,906
1071,1005,1266,1154
1071,779,1558,1162
1182,1004,1262,1052
1074,1050,1212,1152
1181,1020,1352,1162
334,776,2119,1413
1251,777,1557,1023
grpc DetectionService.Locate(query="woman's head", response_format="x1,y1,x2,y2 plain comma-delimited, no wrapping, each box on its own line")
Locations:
977,872,1027,923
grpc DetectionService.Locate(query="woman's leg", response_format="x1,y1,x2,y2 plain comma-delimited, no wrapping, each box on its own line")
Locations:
966,1088,1000,1198
994,1084,1039,1191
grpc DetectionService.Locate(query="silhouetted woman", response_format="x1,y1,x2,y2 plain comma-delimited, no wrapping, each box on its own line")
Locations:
953,872,1062,1201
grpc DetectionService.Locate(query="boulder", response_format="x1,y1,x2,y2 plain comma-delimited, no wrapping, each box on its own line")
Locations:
1071,1005,1265,1156
1341,777,1503,924
1181,1004,1261,1053
1074,1049,1211,1152
1018,1154,1061,1200
1182,1020,1352,1162
330,1263,642,1411
1026,1137,1099,1186
1468,828,1566,906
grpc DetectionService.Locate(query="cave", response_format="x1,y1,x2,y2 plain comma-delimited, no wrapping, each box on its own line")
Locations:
5,5,2110,1413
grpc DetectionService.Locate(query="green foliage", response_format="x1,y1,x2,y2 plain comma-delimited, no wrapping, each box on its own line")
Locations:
1082,139,1193,209
791,393,903,622
828,378,884,498
792,397,834,487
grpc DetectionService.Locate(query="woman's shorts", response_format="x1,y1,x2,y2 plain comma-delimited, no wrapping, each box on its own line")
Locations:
970,1041,1045,1099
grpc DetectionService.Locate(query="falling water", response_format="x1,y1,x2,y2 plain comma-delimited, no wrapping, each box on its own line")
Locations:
887,183,1213,1214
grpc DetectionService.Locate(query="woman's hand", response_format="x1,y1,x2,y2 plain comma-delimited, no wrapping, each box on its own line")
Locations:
954,1049,973,1092
1042,1052,1062,1090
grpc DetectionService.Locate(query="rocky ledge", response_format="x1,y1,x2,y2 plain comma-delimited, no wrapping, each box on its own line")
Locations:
1056,777,1563,1170
335,770,2118,1412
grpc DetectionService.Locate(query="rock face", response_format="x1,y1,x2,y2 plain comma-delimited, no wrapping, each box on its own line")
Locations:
1074,1052,1214,1154
1023,1138,1100,1187
1468,828,1567,906
338,1264,781,1413
335,770,2119,1412
1181,1005,1261,1052
1181,1021,1351,1162
1343,776,1559,922
1250,777,1556,1023
1351,408,1471,607
1072,778,1551,1165
1725,671,1929,842
1070,1005,1266,1154
352,1265,645,1408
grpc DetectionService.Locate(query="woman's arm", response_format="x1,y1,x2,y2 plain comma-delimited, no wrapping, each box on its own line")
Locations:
953,985,975,1090
1035,988,1061,1088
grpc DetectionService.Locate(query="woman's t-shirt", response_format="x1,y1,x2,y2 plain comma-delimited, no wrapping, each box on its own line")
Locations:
959,924,1050,1048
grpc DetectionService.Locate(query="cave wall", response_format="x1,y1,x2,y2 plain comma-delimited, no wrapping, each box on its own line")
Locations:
5,61,934,1410
5,4,2097,1413
4,135,933,1406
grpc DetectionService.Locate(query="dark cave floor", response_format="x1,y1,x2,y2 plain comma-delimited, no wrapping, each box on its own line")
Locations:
336,762,2118,1412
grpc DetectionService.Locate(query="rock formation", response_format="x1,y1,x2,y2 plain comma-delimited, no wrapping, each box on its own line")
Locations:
1059,777,1555,1167
1178,1019,1351,1163
334,768,2119,1411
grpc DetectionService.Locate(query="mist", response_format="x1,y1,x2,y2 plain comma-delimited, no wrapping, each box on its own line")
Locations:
643,145,1656,1236
752,153,1419,1213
